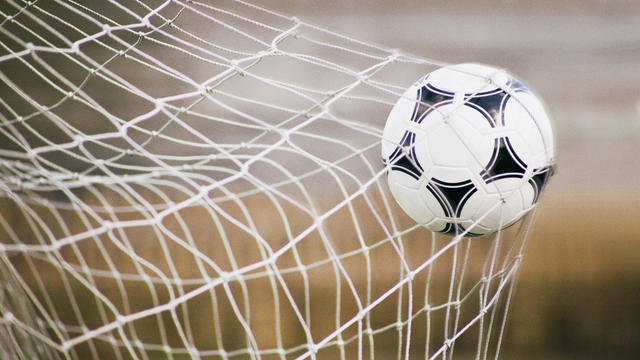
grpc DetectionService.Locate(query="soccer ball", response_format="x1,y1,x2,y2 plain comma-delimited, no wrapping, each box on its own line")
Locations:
382,63,555,236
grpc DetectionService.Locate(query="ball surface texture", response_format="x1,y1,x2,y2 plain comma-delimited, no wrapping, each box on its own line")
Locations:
382,63,555,236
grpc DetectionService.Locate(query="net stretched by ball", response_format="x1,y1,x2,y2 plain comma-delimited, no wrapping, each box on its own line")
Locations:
0,1,552,359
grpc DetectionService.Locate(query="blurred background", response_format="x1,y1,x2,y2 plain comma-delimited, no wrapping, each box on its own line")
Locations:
1,0,638,359
261,0,640,357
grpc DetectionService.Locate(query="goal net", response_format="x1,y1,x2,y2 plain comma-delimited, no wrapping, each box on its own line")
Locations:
0,1,542,359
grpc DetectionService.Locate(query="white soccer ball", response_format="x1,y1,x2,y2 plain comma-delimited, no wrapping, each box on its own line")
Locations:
382,63,555,236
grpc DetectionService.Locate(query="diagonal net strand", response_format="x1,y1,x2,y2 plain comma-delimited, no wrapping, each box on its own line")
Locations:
0,1,544,360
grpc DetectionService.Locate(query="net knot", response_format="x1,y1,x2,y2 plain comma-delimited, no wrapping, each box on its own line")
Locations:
444,338,454,349
116,314,127,327
387,49,400,61
230,60,246,76
198,84,210,96
308,343,319,354
102,220,113,231
356,72,370,83
162,345,172,355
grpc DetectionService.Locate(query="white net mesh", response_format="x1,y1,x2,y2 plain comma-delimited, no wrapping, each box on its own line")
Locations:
0,1,541,359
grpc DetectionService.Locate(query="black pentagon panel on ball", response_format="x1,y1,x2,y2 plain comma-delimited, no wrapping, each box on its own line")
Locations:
387,130,423,180
424,83,454,98
529,165,555,203
411,84,454,123
481,137,527,183
426,178,477,218
414,82,504,128
466,91,506,127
